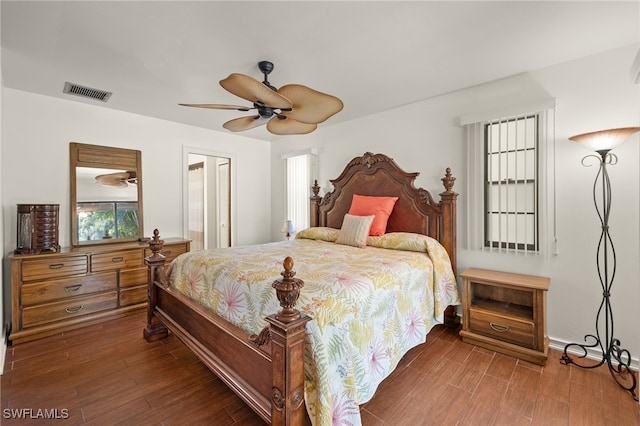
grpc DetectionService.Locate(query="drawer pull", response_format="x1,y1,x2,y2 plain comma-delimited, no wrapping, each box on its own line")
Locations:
111,256,124,263
490,322,509,333
65,305,84,314
64,284,82,292
49,263,64,269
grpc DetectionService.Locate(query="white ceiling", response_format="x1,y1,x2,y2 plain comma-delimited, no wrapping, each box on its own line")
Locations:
2,1,638,141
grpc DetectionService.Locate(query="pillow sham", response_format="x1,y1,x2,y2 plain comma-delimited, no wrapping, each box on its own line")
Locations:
348,194,398,236
295,227,340,242
335,214,375,248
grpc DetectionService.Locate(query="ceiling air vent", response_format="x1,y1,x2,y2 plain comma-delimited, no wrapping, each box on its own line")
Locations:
63,82,112,102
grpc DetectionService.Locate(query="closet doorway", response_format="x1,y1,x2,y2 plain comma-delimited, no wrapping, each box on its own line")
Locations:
185,149,232,250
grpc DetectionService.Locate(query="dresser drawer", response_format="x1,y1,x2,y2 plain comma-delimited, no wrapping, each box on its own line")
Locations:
21,255,88,281
21,272,117,306
145,243,189,264
22,292,118,328
91,249,143,272
468,308,535,349
119,266,147,289
120,286,147,307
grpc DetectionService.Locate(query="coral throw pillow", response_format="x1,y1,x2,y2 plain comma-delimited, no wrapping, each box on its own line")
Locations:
348,194,398,236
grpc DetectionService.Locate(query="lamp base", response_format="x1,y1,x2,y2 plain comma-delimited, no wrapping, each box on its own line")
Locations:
561,336,638,402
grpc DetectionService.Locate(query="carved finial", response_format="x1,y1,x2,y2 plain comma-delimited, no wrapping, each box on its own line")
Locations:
272,257,304,323
148,229,165,259
311,180,321,198
362,152,373,168
441,167,456,193
283,256,295,276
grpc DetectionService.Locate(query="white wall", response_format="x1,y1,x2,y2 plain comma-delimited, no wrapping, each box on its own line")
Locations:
271,44,640,363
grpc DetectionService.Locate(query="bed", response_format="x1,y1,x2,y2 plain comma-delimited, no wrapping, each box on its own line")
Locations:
144,152,460,425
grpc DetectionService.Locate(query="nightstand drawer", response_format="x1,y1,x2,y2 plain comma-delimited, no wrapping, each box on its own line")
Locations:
22,292,118,328
469,308,535,349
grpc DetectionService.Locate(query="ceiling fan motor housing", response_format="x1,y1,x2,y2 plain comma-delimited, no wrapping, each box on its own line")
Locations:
254,102,275,118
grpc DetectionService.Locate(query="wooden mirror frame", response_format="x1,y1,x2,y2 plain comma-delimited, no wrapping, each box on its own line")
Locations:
70,142,144,246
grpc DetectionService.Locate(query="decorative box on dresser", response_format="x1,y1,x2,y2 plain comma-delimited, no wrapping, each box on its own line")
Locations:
9,238,189,344
459,267,550,365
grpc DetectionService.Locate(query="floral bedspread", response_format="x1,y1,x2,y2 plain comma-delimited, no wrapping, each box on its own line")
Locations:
168,228,460,426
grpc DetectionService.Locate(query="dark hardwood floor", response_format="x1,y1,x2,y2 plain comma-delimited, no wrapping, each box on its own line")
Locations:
2,312,638,425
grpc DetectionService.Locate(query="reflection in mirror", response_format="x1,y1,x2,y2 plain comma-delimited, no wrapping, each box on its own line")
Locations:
76,167,139,242
186,153,231,250
70,142,143,246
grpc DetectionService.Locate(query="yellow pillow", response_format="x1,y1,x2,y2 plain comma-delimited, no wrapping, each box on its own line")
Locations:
336,214,375,248
295,227,339,242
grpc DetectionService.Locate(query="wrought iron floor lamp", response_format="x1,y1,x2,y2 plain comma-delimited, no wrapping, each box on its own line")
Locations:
561,127,640,402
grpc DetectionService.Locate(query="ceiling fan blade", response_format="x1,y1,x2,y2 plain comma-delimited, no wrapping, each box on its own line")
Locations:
178,103,252,111
223,115,271,132
95,172,130,188
267,116,317,135
220,73,293,109
277,84,343,124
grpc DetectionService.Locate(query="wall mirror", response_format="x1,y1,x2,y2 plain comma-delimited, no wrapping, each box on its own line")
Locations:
183,147,232,250
70,142,144,246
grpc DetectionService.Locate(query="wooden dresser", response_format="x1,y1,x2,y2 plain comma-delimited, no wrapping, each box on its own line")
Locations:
459,268,550,365
9,238,189,344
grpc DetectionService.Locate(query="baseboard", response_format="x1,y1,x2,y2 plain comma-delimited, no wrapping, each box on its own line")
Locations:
549,337,639,372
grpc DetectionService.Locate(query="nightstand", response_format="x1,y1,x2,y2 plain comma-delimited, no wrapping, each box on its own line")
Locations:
459,268,550,365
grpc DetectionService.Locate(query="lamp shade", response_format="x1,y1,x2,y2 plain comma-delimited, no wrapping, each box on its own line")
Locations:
281,220,295,234
569,127,640,153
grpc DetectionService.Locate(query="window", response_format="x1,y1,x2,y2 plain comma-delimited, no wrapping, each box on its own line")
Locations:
77,201,139,241
462,99,556,256
484,115,538,251
283,150,317,235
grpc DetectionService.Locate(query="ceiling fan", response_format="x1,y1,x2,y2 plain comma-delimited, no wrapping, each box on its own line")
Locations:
179,61,343,135
95,171,137,188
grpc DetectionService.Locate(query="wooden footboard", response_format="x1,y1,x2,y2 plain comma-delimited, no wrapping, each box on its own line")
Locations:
144,230,311,425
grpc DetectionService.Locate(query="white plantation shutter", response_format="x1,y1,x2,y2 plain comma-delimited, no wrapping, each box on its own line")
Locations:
283,150,317,234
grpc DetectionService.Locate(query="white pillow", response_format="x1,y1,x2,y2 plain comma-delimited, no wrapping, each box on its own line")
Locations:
336,214,375,248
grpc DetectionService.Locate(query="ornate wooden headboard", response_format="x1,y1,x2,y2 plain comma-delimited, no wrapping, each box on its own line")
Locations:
310,152,458,273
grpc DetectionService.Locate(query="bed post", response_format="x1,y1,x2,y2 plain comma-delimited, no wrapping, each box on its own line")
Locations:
439,167,458,275
440,168,460,329
310,180,322,228
143,229,169,342
266,257,311,425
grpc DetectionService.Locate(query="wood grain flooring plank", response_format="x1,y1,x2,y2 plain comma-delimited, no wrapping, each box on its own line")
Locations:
532,393,569,426
485,352,518,382
501,364,541,418
457,373,509,425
